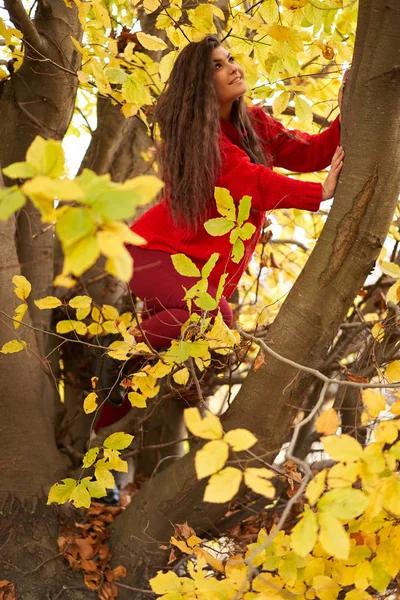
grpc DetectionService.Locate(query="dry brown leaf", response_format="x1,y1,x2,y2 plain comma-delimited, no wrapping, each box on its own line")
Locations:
113,565,127,580
175,522,196,539
76,536,95,559
253,352,265,372
168,548,177,565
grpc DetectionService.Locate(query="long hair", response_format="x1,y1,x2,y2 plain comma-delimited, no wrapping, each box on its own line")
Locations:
155,36,267,229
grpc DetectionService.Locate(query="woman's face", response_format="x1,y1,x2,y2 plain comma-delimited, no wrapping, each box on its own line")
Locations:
212,46,246,108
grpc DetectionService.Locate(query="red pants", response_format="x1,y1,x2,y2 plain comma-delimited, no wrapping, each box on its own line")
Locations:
94,247,233,431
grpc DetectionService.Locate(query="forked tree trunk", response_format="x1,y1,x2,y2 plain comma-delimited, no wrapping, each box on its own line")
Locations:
109,1,400,593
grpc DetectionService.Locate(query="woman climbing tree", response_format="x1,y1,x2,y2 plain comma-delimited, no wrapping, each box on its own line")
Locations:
96,34,344,418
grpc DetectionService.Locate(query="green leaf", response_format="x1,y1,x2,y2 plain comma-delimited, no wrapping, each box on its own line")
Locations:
56,207,95,248
103,432,134,450
26,136,65,177
214,187,236,220
232,238,245,263
82,447,100,468
291,506,318,557
171,254,201,278
91,188,141,221
204,218,235,237
70,482,91,508
47,478,77,505
194,292,218,311
0,188,26,221
201,253,219,279
239,222,256,241
122,74,152,106
237,195,252,226
2,162,36,179
318,488,369,521
105,67,128,85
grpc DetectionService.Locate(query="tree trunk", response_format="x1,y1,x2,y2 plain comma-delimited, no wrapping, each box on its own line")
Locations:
109,0,400,591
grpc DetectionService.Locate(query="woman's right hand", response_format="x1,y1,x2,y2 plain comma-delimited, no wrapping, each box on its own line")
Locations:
322,146,345,200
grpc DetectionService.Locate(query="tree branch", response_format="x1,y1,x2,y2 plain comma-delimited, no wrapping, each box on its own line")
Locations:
4,0,43,52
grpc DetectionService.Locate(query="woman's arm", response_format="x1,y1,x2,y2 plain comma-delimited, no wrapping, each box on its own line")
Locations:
251,107,341,173
217,136,343,211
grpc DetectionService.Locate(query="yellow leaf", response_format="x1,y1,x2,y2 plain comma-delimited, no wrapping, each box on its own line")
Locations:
361,389,386,418
91,306,102,323
76,306,91,321
390,399,400,415
70,482,91,508
68,295,92,309
136,31,168,51
295,94,313,128
214,187,236,220
108,340,134,360
291,507,318,557
322,435,363,463
173,367,190,385
244,468,275,498
104,432,134,450
64,235,100,277
13,303,28,329
128,391,147,408
374,420,398,444
327,461,361,488
97,230,123,257
12,275,31,300
26,136,65,177
354,561,373,591
34,296,62,310
386,360,400,383
203,467,242,503
53,274,76,288
101,304,119,321
0,339,27,354
88,322,104,336
318,512,350,560
315,408,339,435
371,322,384,343
47,478,77,505
380,260,400,279
105,247,133,282
312,575,341,600
195,440,229,479
83,392,98,414
171,254,200,278
150,571,181,595
273,91,290,117
387,280,400,305
121,103,138,118
56,320,87,335
224,428,257,451
382,476,400,517
123,174,163,205
159,51,177,82
306,469,327,506
184,408,223,440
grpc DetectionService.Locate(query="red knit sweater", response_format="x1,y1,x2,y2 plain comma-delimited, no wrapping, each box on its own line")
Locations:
131,107,340,297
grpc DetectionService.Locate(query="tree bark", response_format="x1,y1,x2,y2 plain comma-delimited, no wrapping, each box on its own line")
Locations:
109,0,400,591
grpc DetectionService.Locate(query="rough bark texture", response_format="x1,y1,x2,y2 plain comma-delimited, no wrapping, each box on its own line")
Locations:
110,0,400,592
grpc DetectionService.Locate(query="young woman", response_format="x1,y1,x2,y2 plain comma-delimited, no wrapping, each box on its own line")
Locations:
96,35,343,420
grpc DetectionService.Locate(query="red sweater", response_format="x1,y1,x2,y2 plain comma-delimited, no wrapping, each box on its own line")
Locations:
131,107,340,297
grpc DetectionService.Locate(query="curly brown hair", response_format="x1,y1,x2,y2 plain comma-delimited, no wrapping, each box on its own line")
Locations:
156,35,267,229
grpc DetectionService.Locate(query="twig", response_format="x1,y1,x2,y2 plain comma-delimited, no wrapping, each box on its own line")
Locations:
115,582,155,595
239,329,400,390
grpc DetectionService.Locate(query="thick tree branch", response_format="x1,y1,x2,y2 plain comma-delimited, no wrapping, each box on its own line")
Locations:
4,0,43,52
